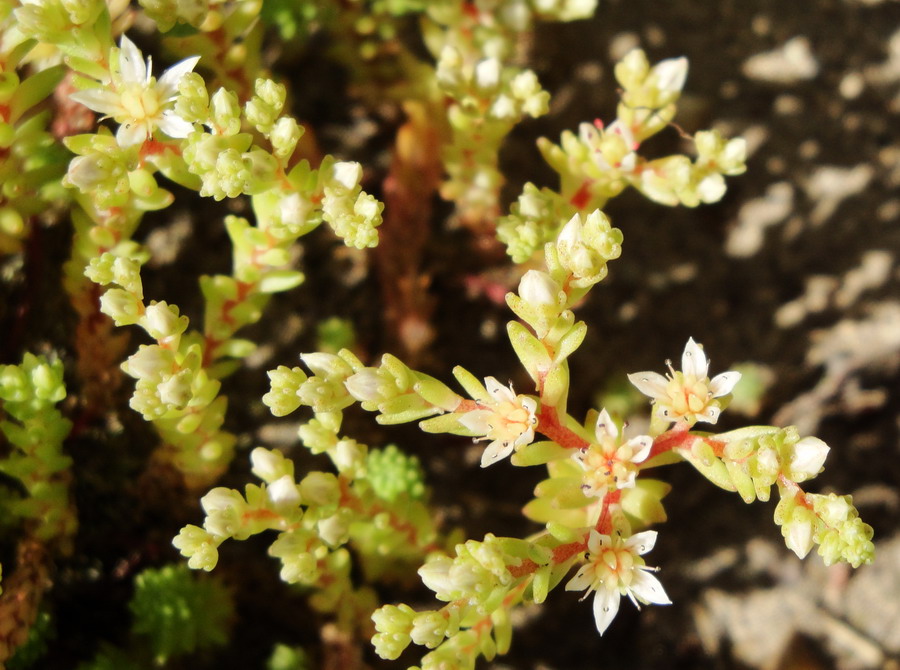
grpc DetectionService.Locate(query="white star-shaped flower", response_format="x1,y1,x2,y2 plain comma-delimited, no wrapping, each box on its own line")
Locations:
628,337,741,425
70,35,200,147
566,529,671,635
458,377,538,467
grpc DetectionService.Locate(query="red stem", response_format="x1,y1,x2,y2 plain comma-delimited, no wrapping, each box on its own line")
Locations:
536,406,589,449
646,423,727,461
595,489,621,535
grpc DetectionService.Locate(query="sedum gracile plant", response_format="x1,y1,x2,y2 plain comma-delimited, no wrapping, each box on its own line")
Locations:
0,0,875,667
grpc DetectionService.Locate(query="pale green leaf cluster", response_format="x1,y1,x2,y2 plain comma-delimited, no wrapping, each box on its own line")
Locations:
0,354,75,547
76,564,231,668
129,564,233,664
0,27,69,252
366,444,426,502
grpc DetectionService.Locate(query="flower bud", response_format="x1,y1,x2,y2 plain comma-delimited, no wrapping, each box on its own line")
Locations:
475,58,501,90
783,507,817,558
332,161,362,191
652,57,688,93
210,88,241,136
419,556,455,599
172,525,219,571
142,301,187,340
267,475,301,508
123,344,174,380
518,270,560,308
298,471,339,506
344,368,385,403
333,438,365,474
99,288,142,326
255,78,286,111
786,436,829,482
157,370,193,409
753,445,780,482
270,117,302,158
317,512,349,547
301,352,353,380
411,611,448,648
250,447,292,483
201,488,246,537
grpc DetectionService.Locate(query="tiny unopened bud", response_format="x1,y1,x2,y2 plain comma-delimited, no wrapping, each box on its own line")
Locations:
142,301,186,340
318,513,349,547
332,161,362,191
267,475,301,507
788,436,829,482
99,288,142,325
124,344,173,380
784,508,817,558
653,56,688,93
157,370,193,409
298,471,339,506
418,556,455,599
518,270,560,307
250,447,291,483
475,58,501,90
344,368,384,403
270,117,301,157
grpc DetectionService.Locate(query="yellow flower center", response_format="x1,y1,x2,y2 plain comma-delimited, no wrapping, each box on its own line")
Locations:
586,542,643,590
580,437,639,496
664,371,710,417
118,82,162,126
487,400,533,446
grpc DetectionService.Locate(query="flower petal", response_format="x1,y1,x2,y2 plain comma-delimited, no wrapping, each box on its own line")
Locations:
627,435,653,464
159,110,194,138
587,529,607,554
624,530,657,555
592,587,621,635
627,371,668,399
594,408,618,440
682,337,708,379
118,35,147,84
513,426,536,449
630,569,671,606
520,396,538,414
565,564,594,592
69,88,121,116
480,439,513,467
157,55,201,98
116,121,148,147
484,376,514,403
695,405,721,424
709,370,741,397
458,409,492,435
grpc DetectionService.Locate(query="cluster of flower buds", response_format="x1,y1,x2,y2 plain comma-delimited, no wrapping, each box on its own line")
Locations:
499,48,746,262
422,0,595,226
373,533,546,663
776,488,874,568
